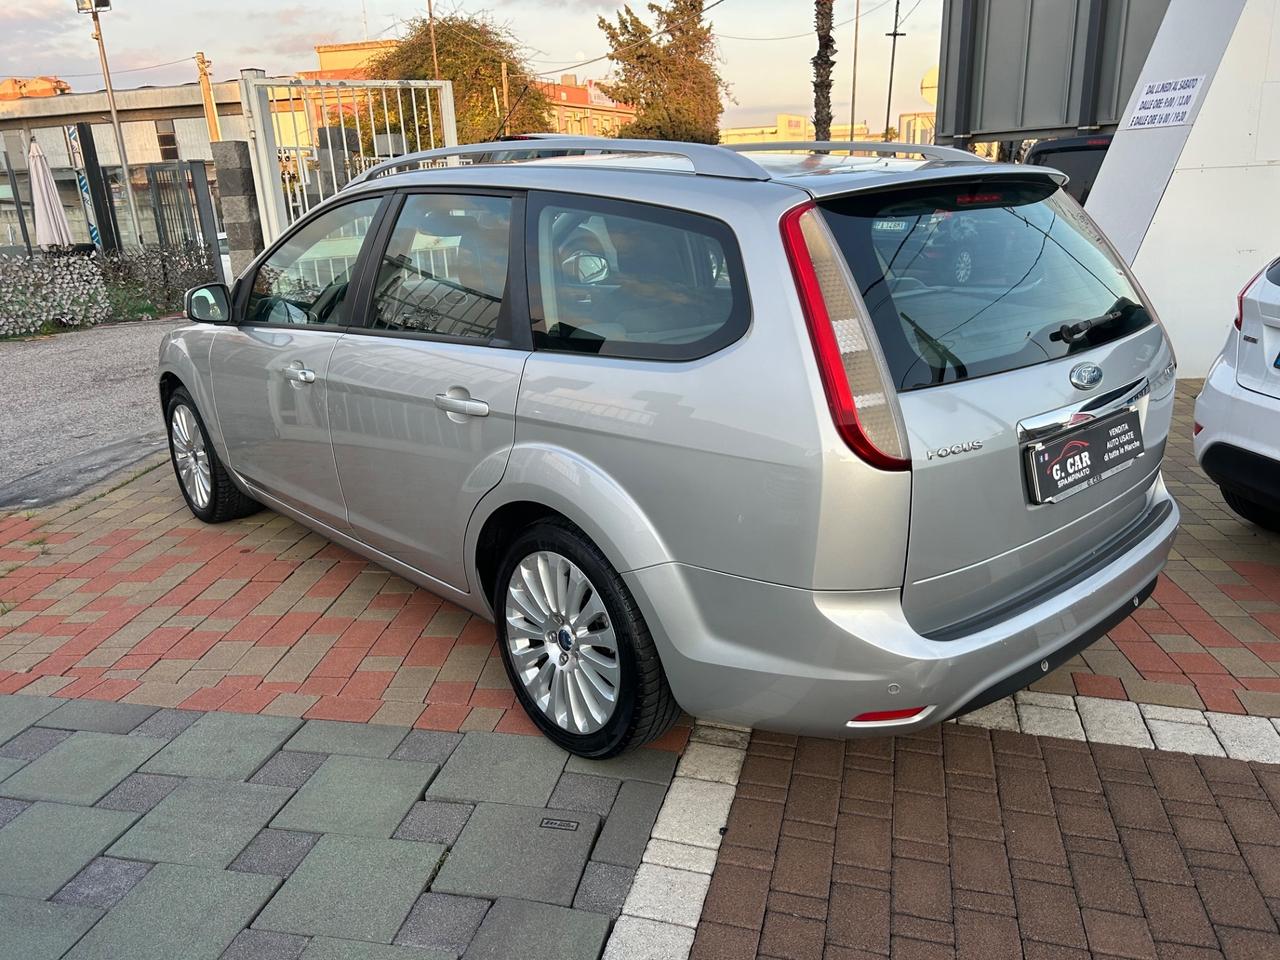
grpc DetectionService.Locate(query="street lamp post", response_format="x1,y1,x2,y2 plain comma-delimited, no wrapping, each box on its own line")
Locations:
75,0,143,247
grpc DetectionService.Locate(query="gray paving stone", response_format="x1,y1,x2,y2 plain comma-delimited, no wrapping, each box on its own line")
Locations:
220,929,308,960
461,898,608,960
0,894,102,960
427,732,567,806
0,756,26,782
250,750,328,790
0,795,29,828
572,860,634,918
38,699,157,734
229,829,319,877
392,800,474,845
130,707,202,740
0,801,137,899
591,779,669,868
141,712,301,780
95,772,184,813
272,755,437,838
110,777,293,868
52,856,152,909
284,719,409,758
565,748,677,785
601,915,695,960
302,939,452,960
433,802,599,906
394,892,490,954
391,730,463,766
549,772,621,817
0,731,166,804
253,834,444,944
65,862,279,960
0,725,72,760
0,694,64,746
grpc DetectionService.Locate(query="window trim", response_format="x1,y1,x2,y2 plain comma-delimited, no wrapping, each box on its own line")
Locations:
525,190,751,363
233,191,391,332
340,186,531,350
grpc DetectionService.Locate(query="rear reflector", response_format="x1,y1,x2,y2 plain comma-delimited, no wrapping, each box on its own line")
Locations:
781,202,910,471
1193,422,1203,436
849,707,927,724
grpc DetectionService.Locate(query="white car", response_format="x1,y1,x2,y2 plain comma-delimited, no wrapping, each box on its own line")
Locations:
1194,255,1280,529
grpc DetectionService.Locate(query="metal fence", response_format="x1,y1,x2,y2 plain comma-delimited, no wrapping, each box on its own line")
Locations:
239,71,458,243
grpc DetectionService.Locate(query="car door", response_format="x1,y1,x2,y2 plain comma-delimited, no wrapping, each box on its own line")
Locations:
210,194,385,529
326,190,529,591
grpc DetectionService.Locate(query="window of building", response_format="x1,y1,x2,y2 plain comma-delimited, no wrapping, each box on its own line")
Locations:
155,119,178,161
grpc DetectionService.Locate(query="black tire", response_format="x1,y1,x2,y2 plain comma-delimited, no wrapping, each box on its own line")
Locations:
493,518,680,758
1222,488,1280,532
165,386,259,523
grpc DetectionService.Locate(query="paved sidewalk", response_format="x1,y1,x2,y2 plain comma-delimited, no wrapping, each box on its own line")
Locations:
690,726,1280,960
0,694,677,959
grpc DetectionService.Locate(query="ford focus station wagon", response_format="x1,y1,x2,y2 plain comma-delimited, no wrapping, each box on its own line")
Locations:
161,138,1179,757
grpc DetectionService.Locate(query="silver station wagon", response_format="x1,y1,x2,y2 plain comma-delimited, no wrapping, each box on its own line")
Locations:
161,137,1179,757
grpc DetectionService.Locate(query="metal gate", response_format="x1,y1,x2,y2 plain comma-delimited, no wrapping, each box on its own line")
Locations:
239,70,458,243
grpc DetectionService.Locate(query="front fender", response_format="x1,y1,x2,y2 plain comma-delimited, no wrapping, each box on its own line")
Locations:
466,441,674,595
158,324,227,458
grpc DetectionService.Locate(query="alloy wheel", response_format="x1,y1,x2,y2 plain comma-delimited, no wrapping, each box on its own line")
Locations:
504,550,620,735
170,403,212,510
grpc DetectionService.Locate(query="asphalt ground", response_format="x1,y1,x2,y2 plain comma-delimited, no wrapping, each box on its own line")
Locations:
0,319,185,508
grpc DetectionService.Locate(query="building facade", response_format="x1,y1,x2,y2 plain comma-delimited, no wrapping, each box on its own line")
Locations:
535,75,635,137
719,114,873,144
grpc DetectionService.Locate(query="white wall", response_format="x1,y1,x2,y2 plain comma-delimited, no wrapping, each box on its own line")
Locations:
1089,0,1280,377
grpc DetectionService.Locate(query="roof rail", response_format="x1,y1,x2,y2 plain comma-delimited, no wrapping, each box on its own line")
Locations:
346,136,772,187
723,140,986,164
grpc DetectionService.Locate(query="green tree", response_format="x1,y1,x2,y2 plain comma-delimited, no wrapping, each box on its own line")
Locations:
812,1,836,141
368,14,550,144
597,0,728,143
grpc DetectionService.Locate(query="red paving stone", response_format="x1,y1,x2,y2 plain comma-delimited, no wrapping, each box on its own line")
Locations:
692,726,1280,960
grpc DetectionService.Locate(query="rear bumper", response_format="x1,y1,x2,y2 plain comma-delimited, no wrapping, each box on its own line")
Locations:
1194,362,1280,507
1199,443,1280,508
626,477,1179,737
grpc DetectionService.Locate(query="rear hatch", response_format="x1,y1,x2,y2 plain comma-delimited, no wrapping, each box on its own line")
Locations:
817,176,1175,635
1235,259,1280,399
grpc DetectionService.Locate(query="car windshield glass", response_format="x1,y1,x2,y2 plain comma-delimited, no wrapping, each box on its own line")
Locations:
818,179,1152,391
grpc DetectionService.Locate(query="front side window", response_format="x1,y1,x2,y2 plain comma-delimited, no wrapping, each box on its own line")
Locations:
246,197,381,326
369,193,512,341
529,194,749,361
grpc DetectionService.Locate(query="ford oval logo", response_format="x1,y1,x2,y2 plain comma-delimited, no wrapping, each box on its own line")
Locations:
1069,362,1104,391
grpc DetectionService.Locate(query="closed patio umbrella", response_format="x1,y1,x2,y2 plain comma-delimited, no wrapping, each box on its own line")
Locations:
28,137,72,249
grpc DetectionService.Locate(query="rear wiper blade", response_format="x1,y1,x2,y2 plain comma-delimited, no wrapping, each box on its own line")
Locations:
1048,298,1138,343
900,311,967,383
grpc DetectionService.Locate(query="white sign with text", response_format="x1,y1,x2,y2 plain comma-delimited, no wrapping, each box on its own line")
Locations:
1125,75,1206,129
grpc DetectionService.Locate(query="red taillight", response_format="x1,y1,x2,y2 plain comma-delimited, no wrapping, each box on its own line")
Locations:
850,707,927,723
1237,265,1267,330
780,203,910,471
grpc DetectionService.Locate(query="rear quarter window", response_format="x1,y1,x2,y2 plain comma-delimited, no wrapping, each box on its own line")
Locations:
526,192,749,361
819,179,1152,391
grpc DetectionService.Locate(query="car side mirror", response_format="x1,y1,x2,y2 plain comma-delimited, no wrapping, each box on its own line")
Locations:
562,251,610,285
185,283,231,324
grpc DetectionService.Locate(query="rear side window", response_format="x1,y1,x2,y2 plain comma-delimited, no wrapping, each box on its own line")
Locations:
527,193,749,360
369,193,512,341
819,180,1152,391
1027,147,1107,203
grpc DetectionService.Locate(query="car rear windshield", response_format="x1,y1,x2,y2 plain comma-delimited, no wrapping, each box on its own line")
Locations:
818,179,1152,392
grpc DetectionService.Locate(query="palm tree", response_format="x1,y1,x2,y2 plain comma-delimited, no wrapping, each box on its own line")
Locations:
813,0,836,141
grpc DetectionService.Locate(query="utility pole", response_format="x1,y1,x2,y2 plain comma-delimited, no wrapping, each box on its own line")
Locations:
426,0,441,81
849,0,861,139
195,52,221,143
883,0,904,142
85,3,143,247
500,61,510,134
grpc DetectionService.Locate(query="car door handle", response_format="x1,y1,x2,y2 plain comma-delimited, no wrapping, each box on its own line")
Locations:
283,367,316,384
434,394,489,417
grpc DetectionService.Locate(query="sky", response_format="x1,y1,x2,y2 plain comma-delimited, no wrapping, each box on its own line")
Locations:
0,0,942,130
